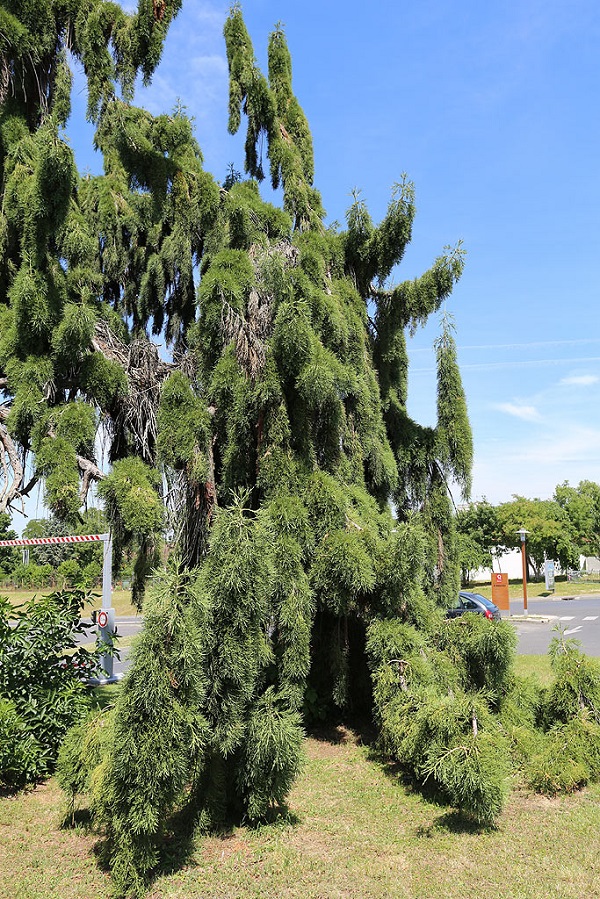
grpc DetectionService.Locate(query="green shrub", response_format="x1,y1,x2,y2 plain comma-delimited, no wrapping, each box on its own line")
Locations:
498,676,545,768
543,639,600,727
56,706,115,821
366,617,510,825
526,713,600,795
436,614,517,702
0,590,102,786
0,699,40,789
425,728,510,825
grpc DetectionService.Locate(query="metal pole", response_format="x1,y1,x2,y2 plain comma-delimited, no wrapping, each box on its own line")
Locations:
102,533,112,610
99,533,115,679
521,538,528,616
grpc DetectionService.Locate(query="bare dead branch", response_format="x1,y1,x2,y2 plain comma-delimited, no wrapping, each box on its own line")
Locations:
220,240,299,380
77,454,105,503
0,421,24,513
92,320,174,463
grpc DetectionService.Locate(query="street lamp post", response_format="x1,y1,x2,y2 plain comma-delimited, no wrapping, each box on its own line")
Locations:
517,528,529,616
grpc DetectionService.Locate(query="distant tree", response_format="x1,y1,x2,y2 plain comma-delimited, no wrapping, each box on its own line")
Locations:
20,512,106,573
456,532,488,587
56,558,81,589
0,512,18,574
23,518,70,567
497,496,578,576
456,500,505,584
554,480,600,560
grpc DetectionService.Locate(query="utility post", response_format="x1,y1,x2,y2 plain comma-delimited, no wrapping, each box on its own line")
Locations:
97,532,118,682
517,528,529,616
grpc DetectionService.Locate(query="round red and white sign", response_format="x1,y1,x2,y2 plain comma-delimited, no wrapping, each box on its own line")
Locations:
97,610,109,629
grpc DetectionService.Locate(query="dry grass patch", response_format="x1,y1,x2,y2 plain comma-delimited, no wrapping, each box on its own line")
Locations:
0,782,111,899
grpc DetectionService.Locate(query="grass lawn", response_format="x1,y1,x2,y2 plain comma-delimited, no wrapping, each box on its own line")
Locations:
513,654,554,687
469,576,600,601
2,586,138,617
2,725,600,899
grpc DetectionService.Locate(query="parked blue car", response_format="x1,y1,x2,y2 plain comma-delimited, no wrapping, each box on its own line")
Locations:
446,591,502,621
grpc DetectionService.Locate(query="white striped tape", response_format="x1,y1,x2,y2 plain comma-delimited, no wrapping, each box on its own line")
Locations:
0,534,104,547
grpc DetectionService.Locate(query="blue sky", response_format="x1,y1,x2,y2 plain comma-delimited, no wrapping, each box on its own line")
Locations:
67,0,600,507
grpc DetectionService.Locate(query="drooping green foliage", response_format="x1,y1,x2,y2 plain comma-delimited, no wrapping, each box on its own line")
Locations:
366,614,515,824
0,0,218,522
90,567,209,896
435,315,473,498
59,528,305,895
521,631,600,795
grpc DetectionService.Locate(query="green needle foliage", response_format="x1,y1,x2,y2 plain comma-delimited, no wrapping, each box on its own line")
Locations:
366,614,514,825
521,631,600,795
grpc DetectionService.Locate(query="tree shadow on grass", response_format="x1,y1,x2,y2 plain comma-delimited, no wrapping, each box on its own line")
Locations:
155,803,208,877
150,801,300,888
246,803,300,830
89,800,206,877
307,715,377,747
61,806,94,830
416,811,498,837
91,799,301,890
366,740,497,835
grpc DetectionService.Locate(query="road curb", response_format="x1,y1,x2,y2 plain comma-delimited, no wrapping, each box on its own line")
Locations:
506,615,553,623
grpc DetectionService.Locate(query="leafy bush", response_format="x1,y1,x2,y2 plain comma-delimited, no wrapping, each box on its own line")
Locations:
0,699,40,789
0,590,102,786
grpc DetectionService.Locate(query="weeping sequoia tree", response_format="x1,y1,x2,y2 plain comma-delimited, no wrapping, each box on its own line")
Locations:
3,2,600,895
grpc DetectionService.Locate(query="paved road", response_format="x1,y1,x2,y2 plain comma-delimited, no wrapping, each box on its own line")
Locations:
78,593,600,682
80,616,142,680
507,594,600,656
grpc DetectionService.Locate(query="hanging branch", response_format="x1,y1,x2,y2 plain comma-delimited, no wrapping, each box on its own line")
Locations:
77,453,105,502
0,414,24,513
93,320,174,463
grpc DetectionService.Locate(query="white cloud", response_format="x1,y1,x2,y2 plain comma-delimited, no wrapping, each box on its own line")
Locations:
509,426,600,466
560,374,599,386
495,402,541,422
471,424,600,504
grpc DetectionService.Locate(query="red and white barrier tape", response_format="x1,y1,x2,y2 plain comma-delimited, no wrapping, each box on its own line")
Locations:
0,534,105,547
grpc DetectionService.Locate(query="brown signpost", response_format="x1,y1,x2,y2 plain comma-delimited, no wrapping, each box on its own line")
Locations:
491,572,510,613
